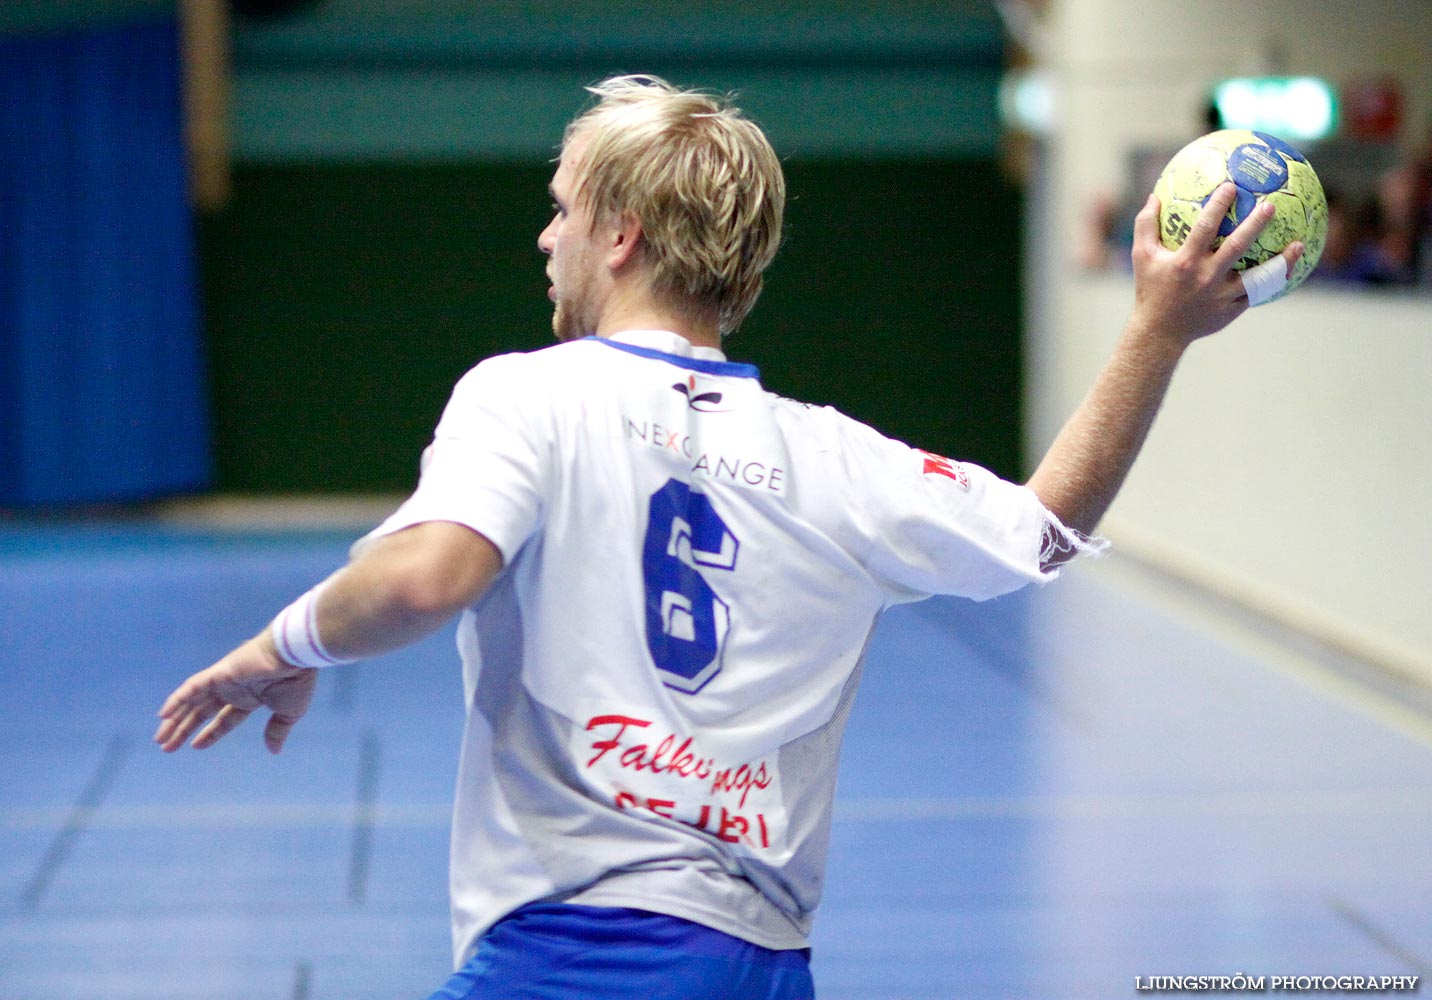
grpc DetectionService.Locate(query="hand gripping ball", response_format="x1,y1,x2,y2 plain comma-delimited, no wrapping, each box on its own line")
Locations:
1153,129,1328,302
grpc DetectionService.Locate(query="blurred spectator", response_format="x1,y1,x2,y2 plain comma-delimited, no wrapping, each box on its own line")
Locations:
1413,141,1432,285
1307,186,1356,281
1370,163,1424,284
1308,186,1405,285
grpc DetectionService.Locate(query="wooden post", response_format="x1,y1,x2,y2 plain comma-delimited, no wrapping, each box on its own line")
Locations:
178,0,232,212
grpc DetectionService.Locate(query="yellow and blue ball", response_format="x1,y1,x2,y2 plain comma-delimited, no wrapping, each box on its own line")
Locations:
1153,128,1328,300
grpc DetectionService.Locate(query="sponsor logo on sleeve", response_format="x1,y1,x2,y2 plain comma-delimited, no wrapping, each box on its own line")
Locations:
918,449,970,489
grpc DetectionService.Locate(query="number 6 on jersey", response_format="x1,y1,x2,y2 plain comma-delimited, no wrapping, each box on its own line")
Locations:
641,478,739,694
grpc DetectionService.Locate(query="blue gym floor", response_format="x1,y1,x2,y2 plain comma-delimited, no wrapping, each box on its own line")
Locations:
2,519,1429,998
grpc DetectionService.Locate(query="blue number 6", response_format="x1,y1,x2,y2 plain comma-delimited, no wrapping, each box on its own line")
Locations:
641,478,738,694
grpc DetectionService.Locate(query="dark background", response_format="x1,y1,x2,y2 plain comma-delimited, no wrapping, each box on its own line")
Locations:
200,159,1024,492
1,1,1026,505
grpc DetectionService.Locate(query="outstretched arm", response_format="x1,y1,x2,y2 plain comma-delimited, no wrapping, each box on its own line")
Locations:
1027,183,1304,542
154,520,502,754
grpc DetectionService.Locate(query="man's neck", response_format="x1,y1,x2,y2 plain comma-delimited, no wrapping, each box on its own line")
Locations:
594,300,721,351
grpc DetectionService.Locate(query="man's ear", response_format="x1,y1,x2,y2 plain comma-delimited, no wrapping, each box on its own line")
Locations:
606,210,644,270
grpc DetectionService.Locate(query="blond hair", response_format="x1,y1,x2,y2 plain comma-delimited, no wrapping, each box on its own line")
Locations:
563,75,785,336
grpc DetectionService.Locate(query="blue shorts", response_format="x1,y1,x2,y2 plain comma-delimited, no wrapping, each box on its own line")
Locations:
427,902,814,1000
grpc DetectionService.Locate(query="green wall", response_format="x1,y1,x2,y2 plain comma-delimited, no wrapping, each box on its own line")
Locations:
200,2,1022,495
0,0,171,35
200,158,1024,493
228,4,1004,161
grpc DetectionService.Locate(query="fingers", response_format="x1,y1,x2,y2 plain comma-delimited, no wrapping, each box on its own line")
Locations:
1215,195,1276,268
155,694,238,752
1185,182,1240,253
263,670,319,754
1238,254,1287,306
1130,192,1161,252
264,712,300,755
1281,240,1306,271
1130,182,1304,342
157,672,211,722
1236,240,1305,307
191,704,253,750
153,661,262,753
1158,184,1291,268
156,650,319,754
153,715,186,752
154,677,223,752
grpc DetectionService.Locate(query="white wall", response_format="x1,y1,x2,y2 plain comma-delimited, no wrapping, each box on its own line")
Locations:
1034,0,1432,683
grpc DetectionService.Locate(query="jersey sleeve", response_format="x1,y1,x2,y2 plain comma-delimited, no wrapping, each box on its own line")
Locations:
829,413,1100,603
354,354,545,565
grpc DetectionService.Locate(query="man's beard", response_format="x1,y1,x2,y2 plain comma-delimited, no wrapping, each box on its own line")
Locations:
551,300,583,342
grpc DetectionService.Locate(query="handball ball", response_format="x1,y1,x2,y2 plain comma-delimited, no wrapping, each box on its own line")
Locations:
1153,129,1327,300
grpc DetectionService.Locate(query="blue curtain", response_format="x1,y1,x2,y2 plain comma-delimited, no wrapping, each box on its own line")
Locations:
0,15,212,508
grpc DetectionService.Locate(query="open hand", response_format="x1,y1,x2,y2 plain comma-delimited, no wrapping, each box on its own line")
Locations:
154,632,317,754
1130,182,1305,345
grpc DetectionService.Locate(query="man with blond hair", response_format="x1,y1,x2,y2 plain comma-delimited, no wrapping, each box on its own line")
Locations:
155,76,1302,998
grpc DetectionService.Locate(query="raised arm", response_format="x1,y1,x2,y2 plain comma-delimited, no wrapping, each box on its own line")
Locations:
1027,183,1304,541
154,520,502,754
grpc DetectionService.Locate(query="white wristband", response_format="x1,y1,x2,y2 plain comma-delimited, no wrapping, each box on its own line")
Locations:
271,583,354,668
1240,255,1288,307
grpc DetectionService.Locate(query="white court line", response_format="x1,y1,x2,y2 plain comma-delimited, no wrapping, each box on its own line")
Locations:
0,802,452,831
5,789,1432,832
1087,553,1432,753
835,789,1432,822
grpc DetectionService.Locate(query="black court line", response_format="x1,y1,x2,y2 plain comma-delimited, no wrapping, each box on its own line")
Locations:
290,960,313,1000
1328,899,1432,976
347,728,381,906
19,733,133,910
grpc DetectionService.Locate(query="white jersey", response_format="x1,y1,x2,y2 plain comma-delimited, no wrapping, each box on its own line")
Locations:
360,329,1084,968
